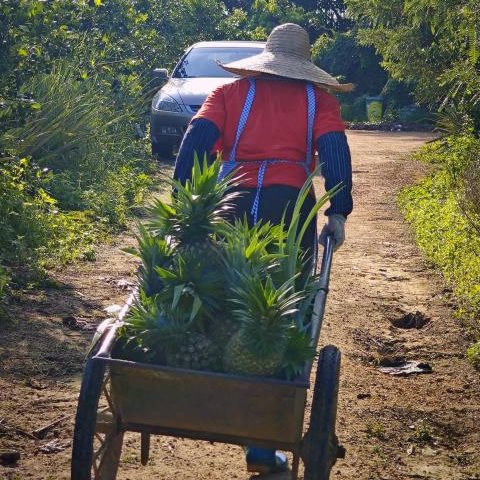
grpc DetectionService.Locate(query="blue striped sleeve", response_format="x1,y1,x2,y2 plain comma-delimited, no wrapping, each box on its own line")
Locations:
317,131,353,217
173,118,220,185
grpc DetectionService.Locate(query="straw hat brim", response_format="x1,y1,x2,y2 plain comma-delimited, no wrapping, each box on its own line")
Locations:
218,51,354,92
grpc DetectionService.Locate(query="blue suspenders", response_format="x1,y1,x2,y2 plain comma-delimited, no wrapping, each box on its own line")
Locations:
219,78,316,225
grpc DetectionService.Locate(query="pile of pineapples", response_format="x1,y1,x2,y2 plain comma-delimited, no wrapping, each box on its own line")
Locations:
115,158,336,379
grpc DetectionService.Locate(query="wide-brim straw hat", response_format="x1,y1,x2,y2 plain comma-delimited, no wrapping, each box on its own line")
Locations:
218,23,354,92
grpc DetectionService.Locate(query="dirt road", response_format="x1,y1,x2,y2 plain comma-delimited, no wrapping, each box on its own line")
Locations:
1,131,479,480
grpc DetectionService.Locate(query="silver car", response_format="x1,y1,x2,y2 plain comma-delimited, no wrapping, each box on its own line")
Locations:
150,41,265,158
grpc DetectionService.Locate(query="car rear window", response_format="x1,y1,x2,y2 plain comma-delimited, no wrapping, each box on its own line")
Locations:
173,47,263,78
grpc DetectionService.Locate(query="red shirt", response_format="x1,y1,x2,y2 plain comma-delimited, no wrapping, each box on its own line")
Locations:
194,78,345,188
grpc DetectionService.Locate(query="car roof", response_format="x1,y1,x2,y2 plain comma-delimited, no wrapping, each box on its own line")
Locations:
191,41,266,49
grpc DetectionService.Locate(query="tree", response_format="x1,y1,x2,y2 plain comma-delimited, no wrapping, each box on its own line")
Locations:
293,0,352,31
312,31,387,95
223,0,256,10
346,0,480,121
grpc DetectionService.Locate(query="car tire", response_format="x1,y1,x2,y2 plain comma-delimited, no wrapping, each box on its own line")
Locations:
152,141,173,159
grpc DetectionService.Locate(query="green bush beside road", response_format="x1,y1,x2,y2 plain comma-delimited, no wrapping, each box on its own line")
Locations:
399,135,480,347
0,56,156,298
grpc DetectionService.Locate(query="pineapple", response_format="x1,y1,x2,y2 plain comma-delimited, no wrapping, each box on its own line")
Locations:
208,316,240,351
155,254,225,327
209,219,283,353
224,276,304,377
225,330,284,377
119,295,220,371
165,332,220,371
147,157,239,266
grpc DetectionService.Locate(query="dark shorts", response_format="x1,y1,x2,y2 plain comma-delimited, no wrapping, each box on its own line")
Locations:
226,185,317,265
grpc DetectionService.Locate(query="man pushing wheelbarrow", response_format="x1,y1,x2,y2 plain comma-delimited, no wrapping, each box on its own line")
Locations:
173,22,353,476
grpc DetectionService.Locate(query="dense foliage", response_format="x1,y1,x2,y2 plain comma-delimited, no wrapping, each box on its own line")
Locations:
346,0,480,123
399,140,480,325
399,135,480,358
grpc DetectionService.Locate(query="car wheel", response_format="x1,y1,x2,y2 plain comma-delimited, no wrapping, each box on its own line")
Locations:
152,141,173,159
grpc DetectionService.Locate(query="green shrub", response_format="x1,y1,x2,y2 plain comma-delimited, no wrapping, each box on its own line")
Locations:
0,157,101,281
412,133,480,231
340,103,355,122
0,264,10,322
399,137,480,335
340,95,369,122
351,94,369,121
0,264,8,301
397,105,431,124
0,53,157,289
2,58,155,225
466,342,480,369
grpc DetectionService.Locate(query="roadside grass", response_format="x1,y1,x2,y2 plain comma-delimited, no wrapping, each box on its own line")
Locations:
365,423,387,441
398,135,480,360
466,342,480,369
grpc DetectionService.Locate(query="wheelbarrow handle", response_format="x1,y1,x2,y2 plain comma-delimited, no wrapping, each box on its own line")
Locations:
318,233,334,292
309,234,335,350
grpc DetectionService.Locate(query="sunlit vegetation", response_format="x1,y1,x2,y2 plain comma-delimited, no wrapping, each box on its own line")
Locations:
0,0,478,344
399,136,480,337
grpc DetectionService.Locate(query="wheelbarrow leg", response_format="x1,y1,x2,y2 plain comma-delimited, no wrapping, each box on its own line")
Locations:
291,453,300,480
141,432,150,466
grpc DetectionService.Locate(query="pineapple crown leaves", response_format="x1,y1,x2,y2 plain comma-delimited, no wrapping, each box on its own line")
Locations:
145,156,239,241
145,199,176,238
222,217,284,279
122,292,192,350
274,166,344,288
230,275,304,324
188,153,226,197
229,275,306,357
123,292,169,332
120,293,165,347
140,308,193,349
123,225,173,297
187,152,242,199
281,325,317,380
293,272,322,328
167,156,241,244
155,254,224,324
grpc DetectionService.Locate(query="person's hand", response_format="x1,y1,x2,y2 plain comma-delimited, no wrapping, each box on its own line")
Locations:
318,214,346,251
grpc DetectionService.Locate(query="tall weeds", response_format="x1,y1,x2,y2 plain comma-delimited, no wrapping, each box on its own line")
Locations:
0,54,156,288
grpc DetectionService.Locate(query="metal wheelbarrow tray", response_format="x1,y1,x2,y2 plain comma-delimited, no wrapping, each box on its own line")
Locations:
71,236,344,480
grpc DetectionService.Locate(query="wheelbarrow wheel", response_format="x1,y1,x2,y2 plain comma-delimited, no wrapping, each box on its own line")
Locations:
303,345,342,480
71,350,124,480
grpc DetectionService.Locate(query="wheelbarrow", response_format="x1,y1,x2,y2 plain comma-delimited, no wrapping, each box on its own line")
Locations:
71,235,345,480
